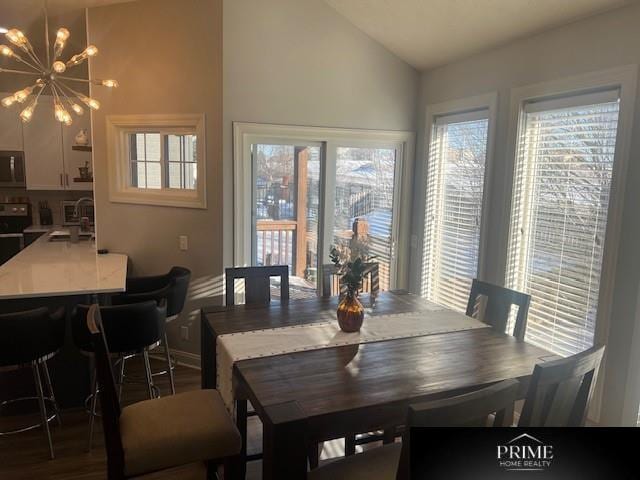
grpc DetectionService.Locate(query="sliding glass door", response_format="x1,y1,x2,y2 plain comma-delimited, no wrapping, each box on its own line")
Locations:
248,136,404,297
333,146,398,291
252,143,321,298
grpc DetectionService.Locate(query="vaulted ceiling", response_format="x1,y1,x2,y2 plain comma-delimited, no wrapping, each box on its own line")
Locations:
324,0,635,70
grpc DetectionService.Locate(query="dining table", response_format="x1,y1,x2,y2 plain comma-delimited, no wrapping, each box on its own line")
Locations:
200,290,556,480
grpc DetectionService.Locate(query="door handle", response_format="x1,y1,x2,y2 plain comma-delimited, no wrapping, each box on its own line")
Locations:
65,173,69,187
60,173,64,187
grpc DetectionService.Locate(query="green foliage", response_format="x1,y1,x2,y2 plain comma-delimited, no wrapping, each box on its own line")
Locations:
329,245,374,296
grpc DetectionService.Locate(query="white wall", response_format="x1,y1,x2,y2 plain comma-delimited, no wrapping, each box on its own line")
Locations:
223,0,420,270
412,2,640,425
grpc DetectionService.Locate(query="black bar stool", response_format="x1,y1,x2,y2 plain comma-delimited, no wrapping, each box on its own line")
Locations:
72,300,166,450
111,266,191,395
0,307,65,459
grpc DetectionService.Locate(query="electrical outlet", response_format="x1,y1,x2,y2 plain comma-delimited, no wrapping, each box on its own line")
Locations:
180,325,189,341
179,235,188,251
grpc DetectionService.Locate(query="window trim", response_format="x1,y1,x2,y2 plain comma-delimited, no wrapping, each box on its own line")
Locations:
106,114,206,209
417,92,498,295
501,65,638,424
232,122,415,289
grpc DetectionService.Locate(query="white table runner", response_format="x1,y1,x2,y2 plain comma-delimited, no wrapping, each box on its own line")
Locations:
216,303,489,410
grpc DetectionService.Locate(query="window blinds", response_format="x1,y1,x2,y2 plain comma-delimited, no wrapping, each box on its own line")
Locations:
422,111,489,312
506,90,621,357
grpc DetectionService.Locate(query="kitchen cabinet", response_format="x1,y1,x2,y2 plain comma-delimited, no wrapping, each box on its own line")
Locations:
23,95,92,191
0,93,24,151
23,97,66,190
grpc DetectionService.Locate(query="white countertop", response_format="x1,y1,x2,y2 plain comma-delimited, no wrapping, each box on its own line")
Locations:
0,233,127,299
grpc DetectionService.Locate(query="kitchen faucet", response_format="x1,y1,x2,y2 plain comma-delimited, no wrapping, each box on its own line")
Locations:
73,197,94,218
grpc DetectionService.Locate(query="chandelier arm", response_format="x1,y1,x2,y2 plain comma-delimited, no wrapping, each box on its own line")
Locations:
44,0,51,67
57,81,85,99
23,46,46,71
0,67,42,76
58,75,91,83
11,55,42,72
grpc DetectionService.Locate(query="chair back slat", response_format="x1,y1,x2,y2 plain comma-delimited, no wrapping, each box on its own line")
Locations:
396,380,519,480
518,345,605,427
86,305,125,479
225,265,290,306
321,262,380,298
466,279,530,341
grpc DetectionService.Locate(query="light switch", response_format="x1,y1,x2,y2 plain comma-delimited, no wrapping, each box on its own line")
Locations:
180,325,189,341
179,235,188,251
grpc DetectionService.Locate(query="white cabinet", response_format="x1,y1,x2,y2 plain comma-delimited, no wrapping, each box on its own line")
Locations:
23,97,66,190
0,93,24,151
22,95,93,191
62,111,93,191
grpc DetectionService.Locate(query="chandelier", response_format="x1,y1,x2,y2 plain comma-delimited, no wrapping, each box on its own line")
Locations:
0,6,117,126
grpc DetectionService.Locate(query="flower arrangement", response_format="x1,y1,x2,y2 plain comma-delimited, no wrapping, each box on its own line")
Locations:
329,245,370,298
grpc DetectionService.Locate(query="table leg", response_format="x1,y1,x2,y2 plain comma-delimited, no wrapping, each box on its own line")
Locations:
262,401,308,480
236,398,248,480
201,311,217,389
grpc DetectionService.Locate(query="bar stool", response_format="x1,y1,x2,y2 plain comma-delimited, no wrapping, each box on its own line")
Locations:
72,300,166,450
111,266,191,395
0,307,65,459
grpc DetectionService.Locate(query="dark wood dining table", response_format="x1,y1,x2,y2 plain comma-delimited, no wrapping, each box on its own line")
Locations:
201,291,555,480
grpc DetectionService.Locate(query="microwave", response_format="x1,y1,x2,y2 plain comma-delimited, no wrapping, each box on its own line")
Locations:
0,151,26,187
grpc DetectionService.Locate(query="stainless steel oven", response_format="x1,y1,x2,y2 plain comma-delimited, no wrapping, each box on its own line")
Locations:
0,151,26,187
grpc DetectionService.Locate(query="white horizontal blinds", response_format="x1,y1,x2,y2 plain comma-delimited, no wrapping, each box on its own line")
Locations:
422,110,489,312
506,89,621,357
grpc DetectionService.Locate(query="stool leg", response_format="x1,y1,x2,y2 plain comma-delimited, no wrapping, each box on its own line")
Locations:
88,368,98,451
32,361,54,460
41,361,62,426
142,349,155,399
117,355,126,401
162,332,176,395
345,434,356,456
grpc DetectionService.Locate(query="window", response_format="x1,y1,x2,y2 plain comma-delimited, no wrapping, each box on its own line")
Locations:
234,123,414,295
421,108,491,312
107,114,205,208
129,133,197,190
506,89,621,357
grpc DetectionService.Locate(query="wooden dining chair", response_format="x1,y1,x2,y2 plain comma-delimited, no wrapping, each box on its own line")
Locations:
321,262,380,298
225,265,289,305
466,279,531,341
86,305,242,480
518,345,605,427
309,379,520,480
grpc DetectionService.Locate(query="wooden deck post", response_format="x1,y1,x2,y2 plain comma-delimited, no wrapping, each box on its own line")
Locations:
294,147,308,278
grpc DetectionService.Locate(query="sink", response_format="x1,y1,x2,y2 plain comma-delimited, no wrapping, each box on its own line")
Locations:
48,230,95,242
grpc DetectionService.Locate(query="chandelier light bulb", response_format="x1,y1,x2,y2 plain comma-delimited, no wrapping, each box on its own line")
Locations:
52,61,66,73
56,28,70,42
71,103,84,115
101,79,118,88
14,86,33,103
1,95,16,107
20,104,35,123
0,44,14,57
85,45,98,57
6,29,27,47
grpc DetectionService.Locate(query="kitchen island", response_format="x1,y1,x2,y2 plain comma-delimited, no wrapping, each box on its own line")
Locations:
0,233,127,407
0,232,127,299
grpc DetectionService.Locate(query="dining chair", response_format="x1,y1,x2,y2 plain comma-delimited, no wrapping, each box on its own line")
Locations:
111,266,192,395
518,345,605,427
465,279,531,341
321,262,380,298
86,304,242,480
225,265,289,305
309,379,520,480
73,301,167,451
